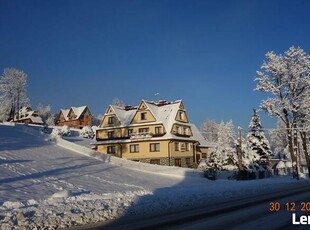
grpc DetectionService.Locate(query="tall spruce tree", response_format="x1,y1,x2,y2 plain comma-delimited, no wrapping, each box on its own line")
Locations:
246,109,272,169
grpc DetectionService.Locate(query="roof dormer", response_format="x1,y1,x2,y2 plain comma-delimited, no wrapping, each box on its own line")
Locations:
131,100,156,124
99,105,121,128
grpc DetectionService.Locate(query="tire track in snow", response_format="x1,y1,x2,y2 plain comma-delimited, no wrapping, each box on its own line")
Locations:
85,174,145,190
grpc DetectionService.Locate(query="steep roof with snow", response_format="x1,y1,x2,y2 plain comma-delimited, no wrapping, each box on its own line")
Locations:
15,107,44,124
60,106,89,121
71,106,88,119
99,100,211,146
143,100,181,133
111,105,136,126
190,124,214,148
60,109,70,121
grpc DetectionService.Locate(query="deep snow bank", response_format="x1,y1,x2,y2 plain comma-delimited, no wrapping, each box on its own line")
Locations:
53,135,203,179
0,190,152,230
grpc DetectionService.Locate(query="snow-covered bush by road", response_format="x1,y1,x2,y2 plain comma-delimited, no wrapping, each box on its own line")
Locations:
51,125,71,137
80,126,95,139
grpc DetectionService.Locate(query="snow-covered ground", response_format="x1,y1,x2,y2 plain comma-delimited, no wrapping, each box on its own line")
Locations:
0,124,308,229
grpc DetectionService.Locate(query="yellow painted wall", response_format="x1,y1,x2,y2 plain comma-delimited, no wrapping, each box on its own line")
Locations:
122,140,169,159
171,124,193,136
170,141,194,157
198,146,208,155
96,128,122,139
131,110,156,124
100,114,121,128
97,140,194,159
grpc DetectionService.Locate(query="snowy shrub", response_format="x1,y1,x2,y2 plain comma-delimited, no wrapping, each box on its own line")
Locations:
51,126,71,137
80,126,95,139
197,160,208,171
60,125,71,136
51,128,61,137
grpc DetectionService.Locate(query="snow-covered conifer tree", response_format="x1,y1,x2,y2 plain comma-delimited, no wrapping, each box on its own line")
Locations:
200,119,219,142
246,109,272,169
215,120,238,170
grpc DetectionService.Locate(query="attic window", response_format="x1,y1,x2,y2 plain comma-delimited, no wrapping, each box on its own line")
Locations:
180,111,185,120
141,112,147,120
108,116,114,124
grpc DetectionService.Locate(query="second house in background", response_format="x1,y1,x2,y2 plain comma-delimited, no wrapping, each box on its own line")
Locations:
95,100,211,167
56,106,92,129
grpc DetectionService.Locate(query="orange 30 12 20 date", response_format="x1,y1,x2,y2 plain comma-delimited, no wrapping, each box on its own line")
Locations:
269,202,310,212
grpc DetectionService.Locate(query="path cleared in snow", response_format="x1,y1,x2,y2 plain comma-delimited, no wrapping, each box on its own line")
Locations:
0,124,309,229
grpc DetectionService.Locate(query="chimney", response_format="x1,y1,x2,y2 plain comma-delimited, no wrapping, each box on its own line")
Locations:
125,105,132,110
157,100,168,106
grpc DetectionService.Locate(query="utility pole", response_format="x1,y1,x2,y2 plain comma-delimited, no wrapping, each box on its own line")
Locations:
293,128,300,180
237,126,244,179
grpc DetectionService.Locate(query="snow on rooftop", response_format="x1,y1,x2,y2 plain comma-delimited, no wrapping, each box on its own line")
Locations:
15,107,44,124
60,106,88,120
190,124,213,147
101,100,212,146
111,105,136,126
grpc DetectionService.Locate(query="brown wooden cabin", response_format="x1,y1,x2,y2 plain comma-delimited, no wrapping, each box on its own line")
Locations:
56,106,92,129
14,106,44,125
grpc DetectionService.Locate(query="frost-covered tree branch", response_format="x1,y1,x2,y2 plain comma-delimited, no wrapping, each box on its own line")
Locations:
254,46,310,179
0,68,30,121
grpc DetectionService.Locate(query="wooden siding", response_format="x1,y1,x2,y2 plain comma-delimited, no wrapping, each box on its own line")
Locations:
56,107,92,129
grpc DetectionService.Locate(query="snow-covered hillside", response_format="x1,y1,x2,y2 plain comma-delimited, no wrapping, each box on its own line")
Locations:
0,124,308,229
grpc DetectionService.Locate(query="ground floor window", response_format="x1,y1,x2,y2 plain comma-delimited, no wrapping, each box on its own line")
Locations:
130,144,139,153
202,153,207,158
175,142,179,151
107,146,116,154
186,158,191,166
175,158,181,167
150,159,160,165
150,143,160,152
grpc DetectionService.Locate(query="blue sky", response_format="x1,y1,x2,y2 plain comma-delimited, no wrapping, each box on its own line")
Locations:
0,0,309,130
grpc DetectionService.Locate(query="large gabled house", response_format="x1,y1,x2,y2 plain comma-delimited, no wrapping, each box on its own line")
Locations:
56,106,92,129
95,100,211,167
13,106,44,125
